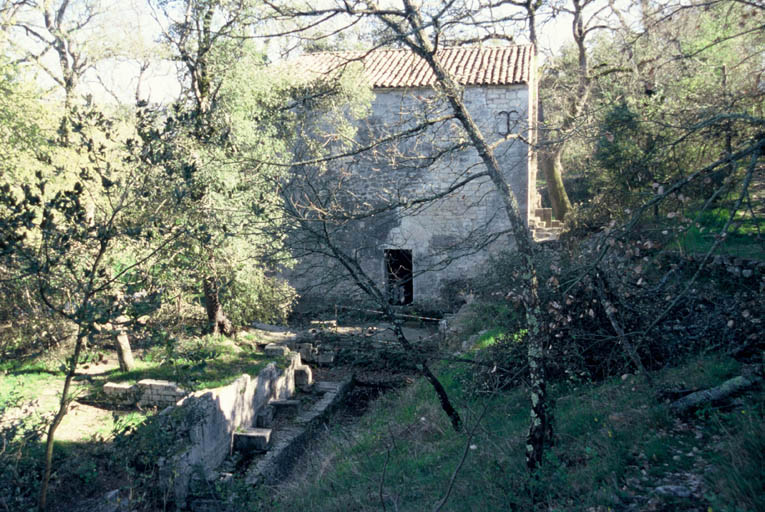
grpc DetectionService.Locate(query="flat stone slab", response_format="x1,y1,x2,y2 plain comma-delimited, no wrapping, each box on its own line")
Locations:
104,382,135,397
233,428,272,453
264,344,290,357
316,352,335,365
315,381,343,393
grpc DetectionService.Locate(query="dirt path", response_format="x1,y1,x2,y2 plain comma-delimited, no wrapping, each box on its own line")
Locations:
2,357,121,443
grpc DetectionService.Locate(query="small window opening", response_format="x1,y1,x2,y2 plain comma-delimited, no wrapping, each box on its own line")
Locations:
385,249,413,305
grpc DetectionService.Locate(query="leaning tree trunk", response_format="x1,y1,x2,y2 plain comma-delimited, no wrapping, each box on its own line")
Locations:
39,326,86,511
400,33,550,468
203,276,233,336
114,323,135,372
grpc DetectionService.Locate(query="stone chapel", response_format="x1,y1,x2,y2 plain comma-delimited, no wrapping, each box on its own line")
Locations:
284,45,557,308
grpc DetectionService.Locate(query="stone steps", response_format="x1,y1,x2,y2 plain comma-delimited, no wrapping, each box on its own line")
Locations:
529,208,563,242
243,377,353,486
531,228,561,242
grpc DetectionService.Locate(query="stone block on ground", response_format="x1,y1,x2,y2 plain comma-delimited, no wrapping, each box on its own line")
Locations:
264,344,290,358
298,343,317,363
233,428,272,454
135,379,187,407
103,382,136,403
315,381,342,394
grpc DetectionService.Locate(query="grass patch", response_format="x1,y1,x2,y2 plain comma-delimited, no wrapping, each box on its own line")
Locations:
473,327,507,350
267,353,753,512
105,335,269,391
706,404,765,511
675,207,764,260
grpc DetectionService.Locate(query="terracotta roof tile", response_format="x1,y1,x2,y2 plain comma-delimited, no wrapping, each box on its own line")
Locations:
287,45,533,88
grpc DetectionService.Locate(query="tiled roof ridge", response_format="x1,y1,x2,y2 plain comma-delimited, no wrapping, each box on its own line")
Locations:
298,43,533,57
287,44,534,88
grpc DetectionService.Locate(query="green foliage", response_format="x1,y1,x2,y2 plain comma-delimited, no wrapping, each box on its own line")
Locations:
219,266,297,325
674,207,765,260
594,103,667,204
0,103,177,341
0,382,47,511
0,55,49,180
545,1,764,237
132,38,306,329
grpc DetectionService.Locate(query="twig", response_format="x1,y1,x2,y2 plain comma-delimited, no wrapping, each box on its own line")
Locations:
335,304,441,322
594,271,651,385
642,150,758,336
379,445,391,512
432,405,489,512
562,139,763,296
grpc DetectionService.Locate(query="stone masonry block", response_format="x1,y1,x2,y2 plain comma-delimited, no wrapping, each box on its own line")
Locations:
298,343,317,363
317,352,335,366
295,365,313,389
104,382,136,402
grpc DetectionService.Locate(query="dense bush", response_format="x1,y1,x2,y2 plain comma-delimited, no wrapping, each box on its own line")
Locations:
0,387,47,511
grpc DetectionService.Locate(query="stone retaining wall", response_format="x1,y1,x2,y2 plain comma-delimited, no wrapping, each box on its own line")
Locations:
157,353,311,507
103,379,188,408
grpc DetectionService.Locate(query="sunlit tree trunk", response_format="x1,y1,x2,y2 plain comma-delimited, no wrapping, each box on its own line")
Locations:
203,276,233,336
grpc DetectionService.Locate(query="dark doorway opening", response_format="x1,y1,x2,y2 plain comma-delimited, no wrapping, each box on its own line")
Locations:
385,249,413,305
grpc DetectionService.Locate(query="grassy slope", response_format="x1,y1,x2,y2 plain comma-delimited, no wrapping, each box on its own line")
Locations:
673,207,764,261
270,354,762,512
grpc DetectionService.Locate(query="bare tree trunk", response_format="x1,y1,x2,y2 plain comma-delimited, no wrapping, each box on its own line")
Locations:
203,276,233,336
109,316,136,372
392,321,462,431
528,5,572,220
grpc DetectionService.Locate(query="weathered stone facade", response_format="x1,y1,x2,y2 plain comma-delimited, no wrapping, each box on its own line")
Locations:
286,46,539,308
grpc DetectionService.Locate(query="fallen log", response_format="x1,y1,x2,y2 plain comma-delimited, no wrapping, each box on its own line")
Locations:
669,375,761,415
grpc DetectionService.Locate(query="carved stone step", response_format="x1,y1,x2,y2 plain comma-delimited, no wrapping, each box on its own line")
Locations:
256,405,274,428
270,399,301,418
295,365,313,389
233,428,271,454
534,207,553,225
